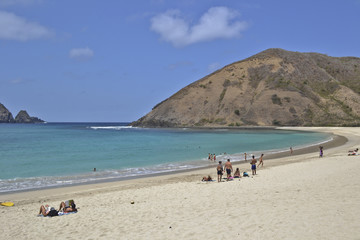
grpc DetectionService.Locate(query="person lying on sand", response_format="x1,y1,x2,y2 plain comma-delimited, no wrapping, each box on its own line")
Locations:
39,205,58,217
348,148,358,153
202,175,212,181
58,200,77,213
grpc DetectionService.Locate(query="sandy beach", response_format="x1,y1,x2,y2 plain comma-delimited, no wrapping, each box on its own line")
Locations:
1,127,360,240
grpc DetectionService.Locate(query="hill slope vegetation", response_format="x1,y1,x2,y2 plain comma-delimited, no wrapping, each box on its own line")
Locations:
132,48,360,127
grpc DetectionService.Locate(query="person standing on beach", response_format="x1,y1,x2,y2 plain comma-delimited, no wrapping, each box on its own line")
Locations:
224,159,233,181
250,155,257,175
257,154,264,167
244,152,247,161
216,161,223,182
319,146,324,157
290,147,293,155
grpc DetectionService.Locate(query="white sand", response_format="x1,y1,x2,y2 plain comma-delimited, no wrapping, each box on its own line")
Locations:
1,127,360,240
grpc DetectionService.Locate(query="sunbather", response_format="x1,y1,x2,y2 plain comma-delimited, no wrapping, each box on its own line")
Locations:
348,148,358,153
39,204,58,217
202,175,212,181
58,200,77,212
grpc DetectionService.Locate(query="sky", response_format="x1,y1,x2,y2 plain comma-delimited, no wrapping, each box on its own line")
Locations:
1,0,360,122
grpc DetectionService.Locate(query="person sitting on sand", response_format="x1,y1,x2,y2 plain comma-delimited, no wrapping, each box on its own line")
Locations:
39,204,58,217
58,200,77,213
234,168,241,178
202,175,212,181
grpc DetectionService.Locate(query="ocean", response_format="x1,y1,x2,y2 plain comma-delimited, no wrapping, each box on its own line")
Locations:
0,123,332,193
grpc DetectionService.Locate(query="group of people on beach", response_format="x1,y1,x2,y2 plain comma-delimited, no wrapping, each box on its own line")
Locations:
209,154,264,182
38,200,77,217
208,153,217,162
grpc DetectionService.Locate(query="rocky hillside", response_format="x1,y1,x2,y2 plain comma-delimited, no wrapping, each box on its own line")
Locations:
132,48,360,127
15,110,45,123
0,103,45,123
0,103,14,123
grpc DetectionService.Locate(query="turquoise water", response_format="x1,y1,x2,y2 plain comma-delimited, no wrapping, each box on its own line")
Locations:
0,123,331,193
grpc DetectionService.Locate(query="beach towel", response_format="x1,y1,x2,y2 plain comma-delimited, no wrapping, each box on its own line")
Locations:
37,211,77,217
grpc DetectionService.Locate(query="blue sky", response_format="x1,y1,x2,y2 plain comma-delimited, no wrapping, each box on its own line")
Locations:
1,0,359,122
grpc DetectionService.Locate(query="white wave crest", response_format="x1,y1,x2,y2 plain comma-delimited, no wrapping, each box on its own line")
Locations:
90,126,133,130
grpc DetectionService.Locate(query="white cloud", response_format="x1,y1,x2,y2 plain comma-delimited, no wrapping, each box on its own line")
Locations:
150,6,248,47
0,10,51,41
69,47,94,60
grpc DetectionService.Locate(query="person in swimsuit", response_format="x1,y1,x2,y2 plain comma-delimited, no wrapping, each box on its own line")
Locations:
234,168,241,178
250,155,257,175
224,159,233,181
58,200,77,213
202,175,212,181
216,161,223,182
257,154,264,167
319,146,324,157
39,204,58,217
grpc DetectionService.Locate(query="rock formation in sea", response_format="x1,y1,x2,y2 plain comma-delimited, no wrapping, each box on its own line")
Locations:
132,48,360,127
15,110,45,123
0,103,45,123
0,103,15,123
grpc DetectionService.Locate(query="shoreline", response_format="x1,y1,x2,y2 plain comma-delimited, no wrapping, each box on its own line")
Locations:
0,127,347,203
1,127,360,240
0,128,344,196
0,124,333,195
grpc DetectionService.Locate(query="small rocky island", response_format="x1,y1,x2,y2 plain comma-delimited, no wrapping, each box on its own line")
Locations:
0,103,45,123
